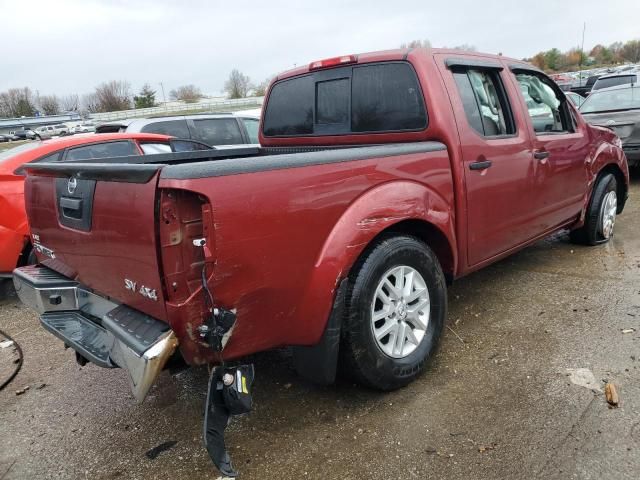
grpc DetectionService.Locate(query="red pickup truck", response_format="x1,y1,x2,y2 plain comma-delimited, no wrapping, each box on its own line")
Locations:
15,49,629,402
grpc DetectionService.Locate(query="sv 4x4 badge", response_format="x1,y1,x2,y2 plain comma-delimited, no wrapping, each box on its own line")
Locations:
124,278,158,301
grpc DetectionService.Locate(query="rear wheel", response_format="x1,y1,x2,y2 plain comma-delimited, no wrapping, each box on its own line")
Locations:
342,235,446,390
570,173,617,245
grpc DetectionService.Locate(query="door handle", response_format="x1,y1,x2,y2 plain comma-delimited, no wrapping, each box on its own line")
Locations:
469,160,493,171
534,150,550,160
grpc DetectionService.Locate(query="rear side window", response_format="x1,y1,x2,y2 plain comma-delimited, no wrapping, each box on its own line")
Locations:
65,141,138,161
263,62,427,136
140,143,172,155
452,68,515,137
141,120,190,138
593,75,636,91
352,64,426,132
13,151,62,175
192,118,243,146
263,75,314,136
37,152,62,163
242,118,259,143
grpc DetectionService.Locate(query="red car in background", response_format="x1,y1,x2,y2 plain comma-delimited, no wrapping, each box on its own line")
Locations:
0,133,209,280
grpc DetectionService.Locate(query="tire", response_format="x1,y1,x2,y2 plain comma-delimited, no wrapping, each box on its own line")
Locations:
341,235,447,390
570,173,617,246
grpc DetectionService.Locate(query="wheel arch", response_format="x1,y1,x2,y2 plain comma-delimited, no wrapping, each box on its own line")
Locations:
355,218,456,283
596,163,627,214
296,180,456,348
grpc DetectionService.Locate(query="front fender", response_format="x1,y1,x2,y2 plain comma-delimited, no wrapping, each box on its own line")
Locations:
578,138,629,224
297,180,456,344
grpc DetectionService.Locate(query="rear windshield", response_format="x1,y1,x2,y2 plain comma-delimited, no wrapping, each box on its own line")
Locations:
263,62,427,137
593,75,636,91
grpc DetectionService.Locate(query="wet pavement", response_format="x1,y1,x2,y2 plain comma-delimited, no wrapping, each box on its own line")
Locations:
1,177,639,480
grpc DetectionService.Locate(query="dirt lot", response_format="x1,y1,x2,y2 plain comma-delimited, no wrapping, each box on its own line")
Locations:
1,177,639,480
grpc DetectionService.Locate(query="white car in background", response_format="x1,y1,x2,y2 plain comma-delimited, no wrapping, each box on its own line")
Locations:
73,122,96,134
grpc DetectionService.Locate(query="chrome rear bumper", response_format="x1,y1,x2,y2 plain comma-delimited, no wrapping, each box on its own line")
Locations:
13,265,178,402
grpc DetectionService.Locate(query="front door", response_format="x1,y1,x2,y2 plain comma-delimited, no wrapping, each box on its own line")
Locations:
440,58,538,266
511,69,590,232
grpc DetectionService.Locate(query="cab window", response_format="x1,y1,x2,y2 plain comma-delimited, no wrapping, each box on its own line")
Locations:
242,118,259,143
452,68,515,137
192,118,243,146
515,72,571,134
263,62,427,136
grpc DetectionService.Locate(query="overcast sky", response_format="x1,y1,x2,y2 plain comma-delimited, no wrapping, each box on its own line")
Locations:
1,0,637,97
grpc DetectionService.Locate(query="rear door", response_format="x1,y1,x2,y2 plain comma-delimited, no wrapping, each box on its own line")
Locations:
511,69,589,230
438,56,538,266
25,163,168,320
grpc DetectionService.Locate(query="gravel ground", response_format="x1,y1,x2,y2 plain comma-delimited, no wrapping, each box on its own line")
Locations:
0,176,638,480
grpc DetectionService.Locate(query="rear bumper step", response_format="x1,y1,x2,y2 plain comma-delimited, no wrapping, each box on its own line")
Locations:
13,265,178,402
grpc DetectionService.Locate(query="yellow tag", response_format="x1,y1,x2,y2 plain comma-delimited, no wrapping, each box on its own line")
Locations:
242,375,247,394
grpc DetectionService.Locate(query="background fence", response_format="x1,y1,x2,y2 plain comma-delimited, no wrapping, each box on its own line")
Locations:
89,97,264,122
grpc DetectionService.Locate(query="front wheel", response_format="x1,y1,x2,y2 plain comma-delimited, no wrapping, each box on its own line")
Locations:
341,235,447,390
570,173,617,245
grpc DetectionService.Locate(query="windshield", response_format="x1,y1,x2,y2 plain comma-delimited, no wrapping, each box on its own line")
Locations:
580,86,640,113
0,141,44,164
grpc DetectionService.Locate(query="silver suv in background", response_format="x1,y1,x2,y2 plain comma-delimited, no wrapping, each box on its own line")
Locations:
95,113,260,146
591,72,639,94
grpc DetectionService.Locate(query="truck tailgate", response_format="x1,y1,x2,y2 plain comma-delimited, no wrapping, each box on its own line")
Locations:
23,163,168,321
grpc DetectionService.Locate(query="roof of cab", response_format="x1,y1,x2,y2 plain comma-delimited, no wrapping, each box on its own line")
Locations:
274,48,528,82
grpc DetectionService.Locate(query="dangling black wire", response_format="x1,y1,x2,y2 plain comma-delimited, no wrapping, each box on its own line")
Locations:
0,328,23,391
201,261,215,313
201,262,225,367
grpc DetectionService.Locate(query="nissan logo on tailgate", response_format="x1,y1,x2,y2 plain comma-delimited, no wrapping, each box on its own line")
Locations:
67,177,77,194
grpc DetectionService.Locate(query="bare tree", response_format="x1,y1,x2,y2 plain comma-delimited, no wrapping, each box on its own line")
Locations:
60,94,80,112
169,84,203,103
621,39,640,63
94,80,132,112
400,39,432,49
451,44,477,52
0,87,36,118
81,92,100,114
39,95,60,115
252,76,274,97
224,70,251,99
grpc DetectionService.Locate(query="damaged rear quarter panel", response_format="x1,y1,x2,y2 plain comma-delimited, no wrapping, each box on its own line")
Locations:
159,148,455,364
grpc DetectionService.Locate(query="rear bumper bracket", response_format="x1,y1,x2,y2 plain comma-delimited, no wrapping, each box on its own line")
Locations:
13,265,178,402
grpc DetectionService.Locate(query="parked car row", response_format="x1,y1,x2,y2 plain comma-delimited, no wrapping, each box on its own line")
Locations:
551,64,640,98
95,113,260,145
579,83,640,167
1,122,98,143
